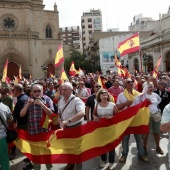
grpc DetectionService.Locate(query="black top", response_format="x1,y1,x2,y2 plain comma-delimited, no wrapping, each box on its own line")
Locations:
105,81,113,89
85,94,96,120
154,89,170,112
13,94,29,126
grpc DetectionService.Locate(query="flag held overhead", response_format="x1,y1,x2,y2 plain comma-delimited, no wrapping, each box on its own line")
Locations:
118,33,140,57
55,44,64,68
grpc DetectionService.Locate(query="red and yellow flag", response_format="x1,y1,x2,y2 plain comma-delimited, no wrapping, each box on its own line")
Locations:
14,100,150,164
61,67,68,83
114,55,125,78
50,72,55,78
19,65,22,80
69,61,77,76
152,56,162,78
2,59,8,82
30,74,32,79
118,33,140,57
55,44,64,68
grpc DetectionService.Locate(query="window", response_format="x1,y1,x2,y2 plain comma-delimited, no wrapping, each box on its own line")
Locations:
88,24,92,28
46,25,52,38
88,18,92,22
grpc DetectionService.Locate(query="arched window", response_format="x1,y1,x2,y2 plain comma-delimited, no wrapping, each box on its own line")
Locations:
46,25,52,38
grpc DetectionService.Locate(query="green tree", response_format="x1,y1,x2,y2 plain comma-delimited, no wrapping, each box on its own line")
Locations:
64,49,96,74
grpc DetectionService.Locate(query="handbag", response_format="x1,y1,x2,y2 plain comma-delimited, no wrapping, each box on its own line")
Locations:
0,115,18,143
151,109,162,122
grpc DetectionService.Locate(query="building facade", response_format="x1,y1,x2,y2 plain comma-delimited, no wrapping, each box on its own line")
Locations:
0,0,61,79
128,7,170,73
81,9,102,57
60,26,82,52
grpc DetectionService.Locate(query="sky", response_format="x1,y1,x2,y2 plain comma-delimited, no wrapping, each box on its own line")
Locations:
43,0,170,31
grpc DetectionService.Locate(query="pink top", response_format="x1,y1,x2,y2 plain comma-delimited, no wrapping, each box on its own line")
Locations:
108,86,124,96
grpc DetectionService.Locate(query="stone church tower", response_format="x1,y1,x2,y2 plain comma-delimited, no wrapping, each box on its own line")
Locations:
0,0,61,79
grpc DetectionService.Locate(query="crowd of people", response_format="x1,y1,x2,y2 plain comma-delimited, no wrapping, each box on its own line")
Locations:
0,70,170,170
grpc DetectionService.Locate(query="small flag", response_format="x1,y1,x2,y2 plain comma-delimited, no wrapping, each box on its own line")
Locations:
69,61,77,76
2,59,8,82
50,72,55,78
61,67,68,83
55,44,64,68
118,33,140,57
19,65,22,80
14,76,19,84
152,56,162,78
30,74,32,79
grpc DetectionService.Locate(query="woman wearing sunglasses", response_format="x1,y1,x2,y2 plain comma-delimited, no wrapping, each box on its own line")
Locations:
93,89,118,170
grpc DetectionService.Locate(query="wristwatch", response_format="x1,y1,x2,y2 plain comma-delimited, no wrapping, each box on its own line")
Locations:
68,119,71,123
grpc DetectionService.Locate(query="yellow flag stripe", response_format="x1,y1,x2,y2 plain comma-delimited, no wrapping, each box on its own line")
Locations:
14,107,149,155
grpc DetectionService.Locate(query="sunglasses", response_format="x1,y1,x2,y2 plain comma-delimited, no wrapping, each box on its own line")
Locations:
126,81,134,84
100,91,107,94
33,90,41,93
95,86,101,88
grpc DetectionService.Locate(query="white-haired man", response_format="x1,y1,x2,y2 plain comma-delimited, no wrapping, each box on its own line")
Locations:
58,82,85,170
20,84,54,170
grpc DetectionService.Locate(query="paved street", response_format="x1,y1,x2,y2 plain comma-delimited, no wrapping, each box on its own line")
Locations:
10,131,170,170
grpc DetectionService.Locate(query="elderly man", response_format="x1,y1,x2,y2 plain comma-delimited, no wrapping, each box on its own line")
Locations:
58,82,85,170
20,84,54,170
116,78,149,163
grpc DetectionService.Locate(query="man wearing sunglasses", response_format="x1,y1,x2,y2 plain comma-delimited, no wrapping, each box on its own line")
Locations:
116,78,149,163
85,83,102,122
20,84,54,170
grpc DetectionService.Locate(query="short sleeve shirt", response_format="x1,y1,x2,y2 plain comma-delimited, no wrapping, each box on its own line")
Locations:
58,94,85,126
27,95,54,135
0,102,11,139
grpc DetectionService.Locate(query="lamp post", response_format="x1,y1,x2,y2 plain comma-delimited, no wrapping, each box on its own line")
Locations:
41,65,48,78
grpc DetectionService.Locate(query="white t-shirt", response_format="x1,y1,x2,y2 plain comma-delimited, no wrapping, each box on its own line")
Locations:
142,93,161,114
116,92,142,110
58,94,85,126
96,102,115,118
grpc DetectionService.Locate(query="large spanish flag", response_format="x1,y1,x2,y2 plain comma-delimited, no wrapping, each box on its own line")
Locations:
2,59,8,82
69,61,77,76
55,44,64,68
14,100,149,164
118,33,140,57
152,55,162,78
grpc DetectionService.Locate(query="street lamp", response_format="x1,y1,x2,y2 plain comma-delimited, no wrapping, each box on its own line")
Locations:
41,65,48,78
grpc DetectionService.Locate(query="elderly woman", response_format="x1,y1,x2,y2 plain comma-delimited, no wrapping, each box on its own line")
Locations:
142,82,163,155
93,89,118,170
76,81,90,98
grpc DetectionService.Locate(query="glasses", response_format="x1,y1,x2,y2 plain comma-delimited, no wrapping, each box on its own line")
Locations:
95,86,101,88
126,81,134,84
100,91,107,94
33,90,41,93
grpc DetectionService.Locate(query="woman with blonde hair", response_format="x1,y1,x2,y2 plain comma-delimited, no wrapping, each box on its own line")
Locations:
93,89,118,170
